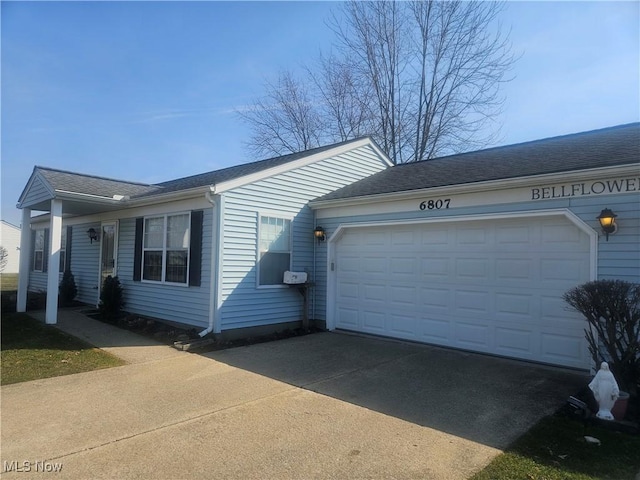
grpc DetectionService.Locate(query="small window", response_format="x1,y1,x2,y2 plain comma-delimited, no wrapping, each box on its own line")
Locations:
33,230,45,272
59,228,67,272
258,215,291,286
142,213,190,284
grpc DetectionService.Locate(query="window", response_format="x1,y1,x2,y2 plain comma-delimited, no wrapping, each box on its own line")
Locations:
59,228,67,272
258,215,291,286
142,213,190,284
33,229,45,272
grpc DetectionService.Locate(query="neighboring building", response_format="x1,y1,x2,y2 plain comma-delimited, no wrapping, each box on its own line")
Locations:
15,123,639,370
0,220,21,274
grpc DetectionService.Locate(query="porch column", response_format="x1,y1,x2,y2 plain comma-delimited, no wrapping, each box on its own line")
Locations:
16,208,32,313
45,199,63,324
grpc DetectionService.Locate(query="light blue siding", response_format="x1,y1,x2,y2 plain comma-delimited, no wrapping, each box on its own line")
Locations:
117,212,213,329
220,144,388,330
313,192,640,320
21,177,52,208
70,223,101,304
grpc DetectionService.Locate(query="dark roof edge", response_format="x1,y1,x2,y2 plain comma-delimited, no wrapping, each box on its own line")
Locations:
401,122,640,167
34,165,156,187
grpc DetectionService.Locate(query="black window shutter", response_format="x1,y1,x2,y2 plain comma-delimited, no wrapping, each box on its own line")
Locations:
65,226,73,272
43,229,50,272
189,210,203,287
133,218,143,281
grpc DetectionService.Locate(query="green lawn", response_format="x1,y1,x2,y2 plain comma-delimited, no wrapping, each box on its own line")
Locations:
472,414,640,480
1,312,125,385
1,273,18,291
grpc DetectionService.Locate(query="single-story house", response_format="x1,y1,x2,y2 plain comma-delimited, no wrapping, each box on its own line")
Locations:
16,123,639,370
0,220,21,274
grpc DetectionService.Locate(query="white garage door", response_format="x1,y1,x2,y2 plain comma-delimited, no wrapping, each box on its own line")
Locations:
333,215,592,369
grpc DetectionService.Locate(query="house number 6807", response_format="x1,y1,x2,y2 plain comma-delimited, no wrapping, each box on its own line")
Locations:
419,199,451,210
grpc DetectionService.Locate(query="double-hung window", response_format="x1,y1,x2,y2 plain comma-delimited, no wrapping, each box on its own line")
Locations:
33,229,45,272
142,213,190,284
258,215,292,287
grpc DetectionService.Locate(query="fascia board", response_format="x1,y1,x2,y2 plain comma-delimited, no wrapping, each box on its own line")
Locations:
214,138,390,193
309,163,640,209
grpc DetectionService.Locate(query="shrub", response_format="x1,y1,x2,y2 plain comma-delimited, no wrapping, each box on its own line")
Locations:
99,275,124,321
59,270,78,307
563,279,640,396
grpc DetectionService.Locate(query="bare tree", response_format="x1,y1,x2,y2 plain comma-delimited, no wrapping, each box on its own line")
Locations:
239,1,515,164
238,71,322,159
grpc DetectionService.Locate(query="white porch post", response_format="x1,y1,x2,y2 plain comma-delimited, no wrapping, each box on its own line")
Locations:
45,199,63,324
16,208,32,313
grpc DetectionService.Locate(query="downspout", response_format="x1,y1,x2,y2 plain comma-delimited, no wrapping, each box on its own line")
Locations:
199,186,218,337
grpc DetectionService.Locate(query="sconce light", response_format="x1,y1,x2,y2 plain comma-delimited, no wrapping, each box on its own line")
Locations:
596,208,618,241
87,227,99,244
314,226,326,242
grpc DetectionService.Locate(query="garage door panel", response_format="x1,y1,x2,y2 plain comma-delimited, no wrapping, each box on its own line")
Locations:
455,322,490,348
456,258,490,279
362,310,386,332
388,313,417,336
495,327,533,355
455,289,491,315
334,216,591,369
495,292,534,318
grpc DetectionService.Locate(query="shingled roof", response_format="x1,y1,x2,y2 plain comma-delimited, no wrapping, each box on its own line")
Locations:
313,123,640,203
35,167,161,199
23,136,374,204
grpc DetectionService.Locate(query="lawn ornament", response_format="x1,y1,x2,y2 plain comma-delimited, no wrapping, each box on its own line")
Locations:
588,362,620,421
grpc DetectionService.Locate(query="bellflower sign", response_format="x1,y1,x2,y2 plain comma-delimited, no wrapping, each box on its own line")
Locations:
531,177,639,200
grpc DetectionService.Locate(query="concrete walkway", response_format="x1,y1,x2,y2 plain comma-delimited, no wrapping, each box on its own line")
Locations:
1,311,588,479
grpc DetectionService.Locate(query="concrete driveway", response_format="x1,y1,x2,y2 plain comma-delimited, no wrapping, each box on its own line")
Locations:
1,324,586,479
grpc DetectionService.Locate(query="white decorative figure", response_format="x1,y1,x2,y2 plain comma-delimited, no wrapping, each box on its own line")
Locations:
588,362,620,421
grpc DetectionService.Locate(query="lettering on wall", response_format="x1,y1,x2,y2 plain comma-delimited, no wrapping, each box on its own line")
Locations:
531,178,639,201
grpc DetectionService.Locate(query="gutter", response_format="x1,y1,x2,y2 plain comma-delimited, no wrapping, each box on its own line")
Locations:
199,186,218,337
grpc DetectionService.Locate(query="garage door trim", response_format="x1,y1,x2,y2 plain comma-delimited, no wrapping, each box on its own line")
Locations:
325,209,597,332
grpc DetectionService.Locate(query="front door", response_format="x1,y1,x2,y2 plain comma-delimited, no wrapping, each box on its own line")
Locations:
99,222,118,296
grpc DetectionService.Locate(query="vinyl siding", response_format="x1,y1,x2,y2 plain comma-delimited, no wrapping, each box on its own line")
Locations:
21,176,52,208
220,144,388,330
69,223,101,304
117,211,213,329
312,191,640,320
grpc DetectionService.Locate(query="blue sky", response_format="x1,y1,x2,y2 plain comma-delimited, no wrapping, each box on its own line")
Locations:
2,1,638,227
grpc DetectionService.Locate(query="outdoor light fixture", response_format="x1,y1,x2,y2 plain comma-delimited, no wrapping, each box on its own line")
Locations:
87,227,99,244
314,226,326,242
597,208,618,241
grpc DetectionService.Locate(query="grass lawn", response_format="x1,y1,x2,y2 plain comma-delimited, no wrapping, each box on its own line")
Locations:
1,273,18,291
1,312,125,385
471,413,640,480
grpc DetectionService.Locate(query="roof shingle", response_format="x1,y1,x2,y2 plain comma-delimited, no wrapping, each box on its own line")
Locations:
314,123,640,203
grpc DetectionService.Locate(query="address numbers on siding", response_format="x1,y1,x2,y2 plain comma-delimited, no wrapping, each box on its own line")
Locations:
419,198,451,210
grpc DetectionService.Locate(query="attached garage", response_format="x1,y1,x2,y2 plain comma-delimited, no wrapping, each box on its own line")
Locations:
312,123,640,371
331,213,593,369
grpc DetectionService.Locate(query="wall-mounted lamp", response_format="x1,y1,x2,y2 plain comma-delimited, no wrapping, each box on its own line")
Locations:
87,227,99,244
314,226,326,242
597,208,618,241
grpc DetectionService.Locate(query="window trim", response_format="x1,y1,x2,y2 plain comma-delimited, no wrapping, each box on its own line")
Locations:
141,212,191,286
256,212,293,289
59,227,67,273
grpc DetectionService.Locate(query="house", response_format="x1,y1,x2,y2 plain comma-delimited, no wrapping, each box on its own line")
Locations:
309,122,639,370
15,123,639,370
15,137,392,335
0,220,21,274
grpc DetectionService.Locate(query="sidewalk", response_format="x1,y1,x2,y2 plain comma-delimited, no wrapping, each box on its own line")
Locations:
28,308,186,364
